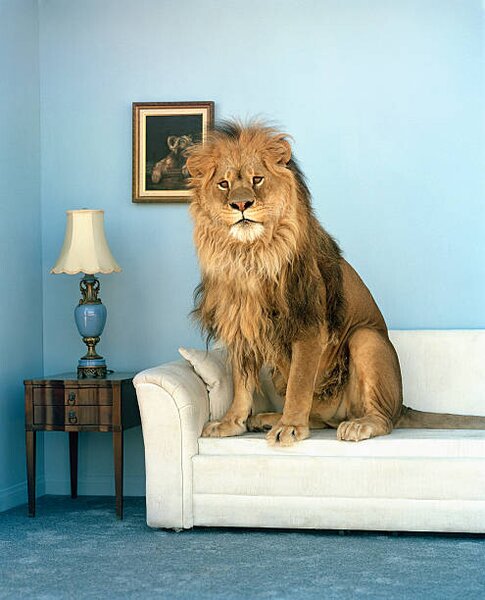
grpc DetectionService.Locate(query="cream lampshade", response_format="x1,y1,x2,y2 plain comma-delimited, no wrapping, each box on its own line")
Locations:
51,209,121,379
51,209,121,275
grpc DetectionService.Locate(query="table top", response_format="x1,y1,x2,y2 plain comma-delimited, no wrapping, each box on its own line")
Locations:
24,372,136,385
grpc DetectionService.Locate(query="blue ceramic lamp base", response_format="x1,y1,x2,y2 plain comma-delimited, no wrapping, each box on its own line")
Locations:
77,357,107,379
75,274,108,379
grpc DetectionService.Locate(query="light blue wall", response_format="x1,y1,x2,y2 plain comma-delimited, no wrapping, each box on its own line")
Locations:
0,0,44,511
36,0,485,495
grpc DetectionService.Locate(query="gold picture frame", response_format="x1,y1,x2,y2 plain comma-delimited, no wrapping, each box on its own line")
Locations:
132,101,214,203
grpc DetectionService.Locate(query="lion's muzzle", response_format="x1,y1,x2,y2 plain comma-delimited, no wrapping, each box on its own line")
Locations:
228,186,255,211
230,199,254,213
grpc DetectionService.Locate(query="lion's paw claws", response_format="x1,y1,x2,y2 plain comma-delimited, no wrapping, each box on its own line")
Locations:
266,424,309,447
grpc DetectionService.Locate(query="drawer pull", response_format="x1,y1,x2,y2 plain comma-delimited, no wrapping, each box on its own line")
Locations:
68,393,76,405
68,411,77,424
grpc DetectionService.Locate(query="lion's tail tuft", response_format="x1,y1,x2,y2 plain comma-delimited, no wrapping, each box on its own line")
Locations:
396,406,485,430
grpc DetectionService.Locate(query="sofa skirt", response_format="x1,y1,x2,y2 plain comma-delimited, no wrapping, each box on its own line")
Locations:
192,494,485,533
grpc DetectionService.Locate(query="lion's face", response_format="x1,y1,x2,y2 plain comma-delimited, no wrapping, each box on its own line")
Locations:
208,154,283,243
186,125,294,244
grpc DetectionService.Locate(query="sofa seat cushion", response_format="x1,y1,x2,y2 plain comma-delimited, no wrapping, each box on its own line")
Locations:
198,428,485,458
193,430,485,502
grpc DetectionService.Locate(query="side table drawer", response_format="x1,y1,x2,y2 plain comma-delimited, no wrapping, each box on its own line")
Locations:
32,387,113,406
32,387,64,405
33,405,113,426
64,388,113,406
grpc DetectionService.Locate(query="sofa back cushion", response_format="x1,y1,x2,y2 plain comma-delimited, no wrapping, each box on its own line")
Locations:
389,330,485,416
180,331,485,419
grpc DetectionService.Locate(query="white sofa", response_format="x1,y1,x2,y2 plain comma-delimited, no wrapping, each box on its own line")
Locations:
133,331,485,533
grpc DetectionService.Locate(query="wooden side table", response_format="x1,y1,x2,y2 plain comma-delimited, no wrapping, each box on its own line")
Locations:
24,372,139,519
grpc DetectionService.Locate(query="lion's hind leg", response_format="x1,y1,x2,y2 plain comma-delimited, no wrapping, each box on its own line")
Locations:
336,328,402,442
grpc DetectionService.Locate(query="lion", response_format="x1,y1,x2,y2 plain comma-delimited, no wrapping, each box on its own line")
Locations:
151,134,193,184
185,120,485,446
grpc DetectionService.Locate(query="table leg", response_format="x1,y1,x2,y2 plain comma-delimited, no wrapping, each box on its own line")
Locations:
69,432,78,499
113,430,123,519
26,431,36,517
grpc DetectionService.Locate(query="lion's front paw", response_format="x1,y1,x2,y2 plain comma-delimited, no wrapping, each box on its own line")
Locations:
265,422,310,447
201,419,247,438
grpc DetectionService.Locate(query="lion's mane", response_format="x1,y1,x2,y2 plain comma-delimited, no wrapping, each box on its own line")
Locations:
187,121,345,382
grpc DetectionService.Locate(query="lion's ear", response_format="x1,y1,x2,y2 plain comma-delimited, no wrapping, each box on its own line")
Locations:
185,151,216,179
265,135,292,166
167,136,178,150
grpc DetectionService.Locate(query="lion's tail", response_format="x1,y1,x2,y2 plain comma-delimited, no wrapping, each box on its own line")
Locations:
396,405,485,430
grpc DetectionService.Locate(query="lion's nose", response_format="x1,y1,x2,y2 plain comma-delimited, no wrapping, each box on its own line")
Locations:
230,200,254,213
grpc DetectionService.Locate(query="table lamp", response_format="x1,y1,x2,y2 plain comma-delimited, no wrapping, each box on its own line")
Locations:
51,209,121,378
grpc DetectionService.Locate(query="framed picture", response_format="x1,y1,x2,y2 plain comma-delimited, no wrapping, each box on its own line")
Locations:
132,101,214,203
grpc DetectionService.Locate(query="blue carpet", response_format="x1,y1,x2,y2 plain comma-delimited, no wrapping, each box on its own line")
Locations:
0,496,484,599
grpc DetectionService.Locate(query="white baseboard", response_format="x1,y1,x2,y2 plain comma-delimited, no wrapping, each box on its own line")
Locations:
0,478,45,512
44,475,145,497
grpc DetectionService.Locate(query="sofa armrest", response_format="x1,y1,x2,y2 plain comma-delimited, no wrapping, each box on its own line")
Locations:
133,360,209,529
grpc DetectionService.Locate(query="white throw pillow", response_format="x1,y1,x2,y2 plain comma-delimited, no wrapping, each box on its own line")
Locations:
178,347,233,420
178,347,283,420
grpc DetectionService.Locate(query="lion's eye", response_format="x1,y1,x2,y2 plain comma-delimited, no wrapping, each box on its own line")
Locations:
253,176,264,186
218,180,229,190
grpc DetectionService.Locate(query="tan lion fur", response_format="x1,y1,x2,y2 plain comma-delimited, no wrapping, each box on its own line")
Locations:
186,121,485,445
